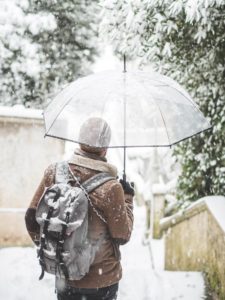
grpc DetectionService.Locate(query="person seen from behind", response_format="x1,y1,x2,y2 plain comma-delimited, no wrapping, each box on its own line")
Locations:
25,117,134,300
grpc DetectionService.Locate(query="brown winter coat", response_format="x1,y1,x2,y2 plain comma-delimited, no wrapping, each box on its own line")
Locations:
25,150,134,288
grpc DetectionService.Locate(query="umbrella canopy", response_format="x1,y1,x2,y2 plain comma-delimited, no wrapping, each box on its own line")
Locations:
44,70,211,148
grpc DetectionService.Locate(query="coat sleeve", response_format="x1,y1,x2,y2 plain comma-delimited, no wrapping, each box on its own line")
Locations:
24,164,55,245
103,181,134,245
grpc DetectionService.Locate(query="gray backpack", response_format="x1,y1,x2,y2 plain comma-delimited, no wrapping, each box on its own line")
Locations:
36,161,114,282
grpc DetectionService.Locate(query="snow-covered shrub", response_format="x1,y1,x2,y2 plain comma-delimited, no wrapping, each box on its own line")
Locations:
100,0,225,206
0,0,100,108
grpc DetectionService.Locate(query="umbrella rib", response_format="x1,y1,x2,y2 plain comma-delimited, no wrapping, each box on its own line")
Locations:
44,96,74,137
134,75,210,144
44,80,93,136
169,126,212,146
154,103,171,145
167,85,210,120
161,83,211,128
142,79,211,135
144,77,198,106
149,78,209,121
132,75,171,145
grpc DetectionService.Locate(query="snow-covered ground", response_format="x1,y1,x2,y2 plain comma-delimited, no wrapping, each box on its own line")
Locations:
0,206,205,300
119,207,205,300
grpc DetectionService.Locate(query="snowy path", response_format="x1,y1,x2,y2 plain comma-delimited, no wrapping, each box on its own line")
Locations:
118,206,206,300
0,207,205,300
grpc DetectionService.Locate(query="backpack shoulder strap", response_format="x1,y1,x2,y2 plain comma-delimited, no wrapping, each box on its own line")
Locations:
66,165,115,224
82,173,115,224
58,161,115,192
55,161,74,184
82,173,115,193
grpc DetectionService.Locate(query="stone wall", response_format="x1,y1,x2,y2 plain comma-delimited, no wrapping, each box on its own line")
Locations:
0,107,65,246
161,196,225,299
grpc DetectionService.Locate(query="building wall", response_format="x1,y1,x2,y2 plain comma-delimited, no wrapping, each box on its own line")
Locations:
0,114,65,246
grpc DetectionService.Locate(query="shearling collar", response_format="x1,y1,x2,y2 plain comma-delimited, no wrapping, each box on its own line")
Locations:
68,153,117,177
74,148,107,162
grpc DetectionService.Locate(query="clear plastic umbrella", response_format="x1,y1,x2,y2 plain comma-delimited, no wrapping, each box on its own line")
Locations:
44,69,211,177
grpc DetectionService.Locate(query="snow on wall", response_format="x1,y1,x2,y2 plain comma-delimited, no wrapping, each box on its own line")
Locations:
161,195,225,231
0,105,43,119
204,195,225,232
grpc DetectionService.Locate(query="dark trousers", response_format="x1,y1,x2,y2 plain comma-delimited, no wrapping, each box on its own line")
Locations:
57,283,119,300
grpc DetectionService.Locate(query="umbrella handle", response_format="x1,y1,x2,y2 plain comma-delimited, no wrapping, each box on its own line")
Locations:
123,55,127,73
123,147,126,182
123,54,127,181
123,173,126,182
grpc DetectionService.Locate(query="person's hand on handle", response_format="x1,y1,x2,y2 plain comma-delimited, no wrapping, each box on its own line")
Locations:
119,179,135,196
